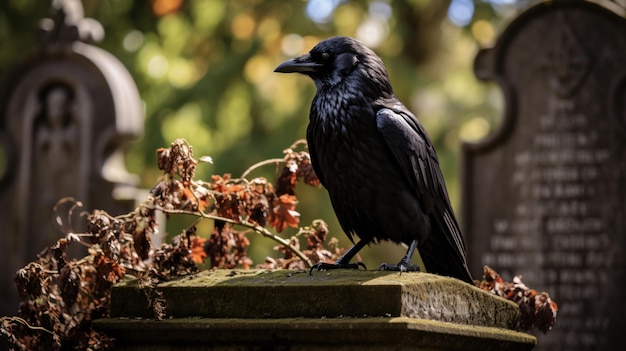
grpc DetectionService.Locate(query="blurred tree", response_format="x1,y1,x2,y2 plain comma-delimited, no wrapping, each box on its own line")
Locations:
0,0,536,268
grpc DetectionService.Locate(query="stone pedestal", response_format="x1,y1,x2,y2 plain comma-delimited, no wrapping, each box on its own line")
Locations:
95,270,536,350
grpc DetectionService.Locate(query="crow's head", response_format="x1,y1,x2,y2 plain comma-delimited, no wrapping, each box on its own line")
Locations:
274,36,392,94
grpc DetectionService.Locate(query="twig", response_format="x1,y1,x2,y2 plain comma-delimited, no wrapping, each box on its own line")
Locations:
1,316,54,335
239,139,308,179
240,158,285,179
293,226,317,238
288,139,308,150
52,197,83,233
152,206,313,268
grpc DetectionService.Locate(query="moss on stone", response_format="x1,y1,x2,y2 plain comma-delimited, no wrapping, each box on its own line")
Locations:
110,269,518,330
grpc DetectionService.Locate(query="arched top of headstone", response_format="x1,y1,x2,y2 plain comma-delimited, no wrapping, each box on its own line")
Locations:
470,0,626,151
0,0,144,316
0,0,143,149
0,0,144,177
38,0,105,52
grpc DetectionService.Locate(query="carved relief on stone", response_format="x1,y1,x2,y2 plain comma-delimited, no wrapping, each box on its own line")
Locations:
0,0,143,316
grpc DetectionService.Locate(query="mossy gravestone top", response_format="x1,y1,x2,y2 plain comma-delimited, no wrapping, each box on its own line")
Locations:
463,1,626,350
95,270,536,351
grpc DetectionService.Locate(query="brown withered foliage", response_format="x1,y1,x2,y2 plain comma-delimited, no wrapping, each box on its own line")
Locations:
274,141,320,196
1,138,338,350
270,194,300,232
1,196,192,350
156,139,197,183
190,235,208,264
6,233,125,350
256,219,354,270
151,139,319,234
476,265,558,334
149,138,327,270
203,221,253,269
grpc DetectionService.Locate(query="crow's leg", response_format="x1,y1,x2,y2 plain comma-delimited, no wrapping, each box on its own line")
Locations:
378,240,421,272
309,239,368,274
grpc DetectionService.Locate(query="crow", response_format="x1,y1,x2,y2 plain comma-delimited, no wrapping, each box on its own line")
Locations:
274,36,473,284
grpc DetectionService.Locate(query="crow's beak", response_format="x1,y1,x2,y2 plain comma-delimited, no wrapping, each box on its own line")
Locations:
274,54,322,73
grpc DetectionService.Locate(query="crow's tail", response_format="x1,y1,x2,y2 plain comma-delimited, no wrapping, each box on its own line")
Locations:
420,207,474,284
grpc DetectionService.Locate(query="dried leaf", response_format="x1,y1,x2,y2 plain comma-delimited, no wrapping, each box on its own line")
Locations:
475,265,558,333
190,236,208,264
296,154,320,186
59,266,80,308
275,162,298,196
270,194,300,232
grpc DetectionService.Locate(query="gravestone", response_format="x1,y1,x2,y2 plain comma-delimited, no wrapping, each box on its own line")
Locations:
0,0,143,316
463,1,626,350
95,270,537,351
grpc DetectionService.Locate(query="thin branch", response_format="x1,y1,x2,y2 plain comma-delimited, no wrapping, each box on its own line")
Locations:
1,316,54,335
239,138,308,180
293,226,317,238
240,158,285,179
288,139,308,150
52,197,83,233
152,206,313,268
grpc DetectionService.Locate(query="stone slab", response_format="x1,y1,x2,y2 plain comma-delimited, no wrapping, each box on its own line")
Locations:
111,270,519,329
94,316,536,351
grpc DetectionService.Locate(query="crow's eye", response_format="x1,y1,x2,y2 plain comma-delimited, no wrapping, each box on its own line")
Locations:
321,52,330,61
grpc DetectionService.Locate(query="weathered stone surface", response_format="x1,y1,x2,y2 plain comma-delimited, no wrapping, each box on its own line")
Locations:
111,270,518,329
98,270,535,350
463,1,626,349
95,317,536,351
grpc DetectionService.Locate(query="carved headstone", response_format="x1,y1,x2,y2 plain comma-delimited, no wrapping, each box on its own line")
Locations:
0,0,143,316
463,1,626,350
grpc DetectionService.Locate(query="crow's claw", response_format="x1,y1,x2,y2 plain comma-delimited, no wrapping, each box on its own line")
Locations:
309,261,367,275
378,262,421,272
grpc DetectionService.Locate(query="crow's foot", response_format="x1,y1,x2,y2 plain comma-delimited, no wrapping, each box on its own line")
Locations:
378,262,420,272
309,262,367,275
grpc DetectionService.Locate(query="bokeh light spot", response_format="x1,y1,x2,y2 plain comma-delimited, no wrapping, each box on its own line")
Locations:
147,54,169,79
306,0,342,24
447,0,474,27
281,33,305,56
369,1,392,20
356,17,388,48
459,116,490,142
244,54,272,85
191,0,225,33
151,0,183,17
123,30,144,52
471,20,495,46
231,13,256,39
168,58,196,88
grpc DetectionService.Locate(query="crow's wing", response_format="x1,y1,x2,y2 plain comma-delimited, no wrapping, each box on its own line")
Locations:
376,106,472,282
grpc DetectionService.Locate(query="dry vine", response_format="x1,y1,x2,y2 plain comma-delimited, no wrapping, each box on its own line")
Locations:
0,138,348,350
476,265,558,333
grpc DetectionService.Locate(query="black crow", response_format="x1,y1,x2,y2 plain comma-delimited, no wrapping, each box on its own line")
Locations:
274,36,473,284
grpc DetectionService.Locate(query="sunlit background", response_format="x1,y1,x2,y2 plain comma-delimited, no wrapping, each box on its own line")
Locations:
0,0,535,268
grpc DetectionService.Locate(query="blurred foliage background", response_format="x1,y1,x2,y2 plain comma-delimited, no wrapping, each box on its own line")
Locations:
0,0,535,269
